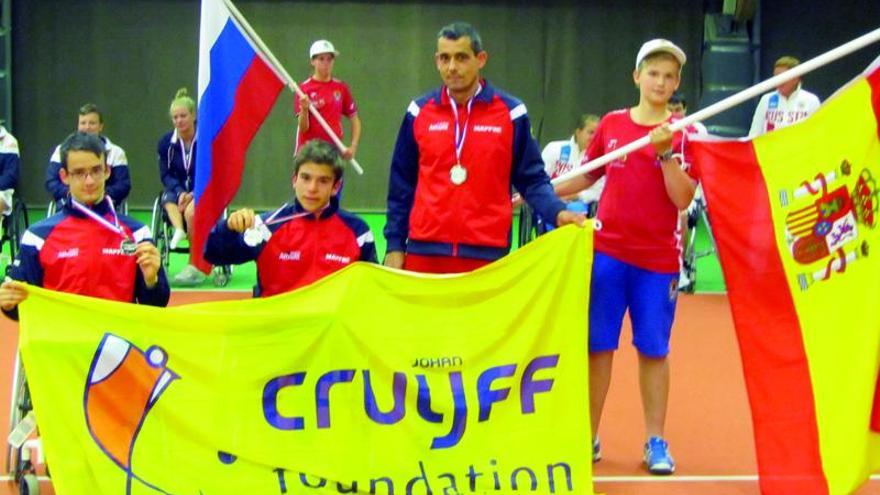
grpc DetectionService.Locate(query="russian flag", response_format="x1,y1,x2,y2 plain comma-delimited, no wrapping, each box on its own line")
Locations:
192,0,285,273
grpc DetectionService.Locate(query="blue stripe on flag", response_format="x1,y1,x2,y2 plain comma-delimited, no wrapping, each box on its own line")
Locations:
194,18,257,199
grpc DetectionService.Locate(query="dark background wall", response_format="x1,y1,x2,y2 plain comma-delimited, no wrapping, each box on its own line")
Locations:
9,0,880,210
758,1,880,101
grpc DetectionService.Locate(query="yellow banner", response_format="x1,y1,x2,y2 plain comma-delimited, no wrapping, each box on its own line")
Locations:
19,224,594,495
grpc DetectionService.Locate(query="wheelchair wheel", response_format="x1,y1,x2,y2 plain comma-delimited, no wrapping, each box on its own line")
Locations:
150,195,171,270
19,473,39,495
212,265,233,287
518,204,537,247
8,199,29,260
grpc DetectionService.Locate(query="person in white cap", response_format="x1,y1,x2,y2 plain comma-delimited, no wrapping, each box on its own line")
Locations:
295,40,361,161
555,38,698,475
748,55,821,137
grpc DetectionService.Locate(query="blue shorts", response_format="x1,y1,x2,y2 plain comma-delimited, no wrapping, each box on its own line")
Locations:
589,252,679,357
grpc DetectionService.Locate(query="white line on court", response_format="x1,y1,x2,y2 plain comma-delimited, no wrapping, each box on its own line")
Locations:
595,474,880,483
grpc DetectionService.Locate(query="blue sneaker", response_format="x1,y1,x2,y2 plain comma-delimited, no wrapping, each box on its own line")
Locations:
644,436,675,475
592,437,601,463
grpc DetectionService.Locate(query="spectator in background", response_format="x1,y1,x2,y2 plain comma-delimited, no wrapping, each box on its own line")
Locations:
45,103,130,208
541,113,604,221
667,93,708,134
157,88,205,286
749,56,820,137
0,125,19,241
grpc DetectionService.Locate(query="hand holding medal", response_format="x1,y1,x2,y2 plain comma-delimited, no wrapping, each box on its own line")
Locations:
132,242,161,288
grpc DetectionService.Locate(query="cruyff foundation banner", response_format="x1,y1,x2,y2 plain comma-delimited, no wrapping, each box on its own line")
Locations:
18,225,594,495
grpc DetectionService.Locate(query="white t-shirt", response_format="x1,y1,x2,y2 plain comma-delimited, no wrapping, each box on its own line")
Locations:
541,137,605,203
749,86,821,137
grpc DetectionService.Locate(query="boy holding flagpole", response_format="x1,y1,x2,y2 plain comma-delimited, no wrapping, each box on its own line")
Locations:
556,39,698,475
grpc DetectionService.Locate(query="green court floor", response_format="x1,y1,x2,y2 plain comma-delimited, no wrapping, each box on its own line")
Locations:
8,208,726,293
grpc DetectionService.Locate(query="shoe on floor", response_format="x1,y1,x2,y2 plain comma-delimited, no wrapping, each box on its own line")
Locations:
592,437,602,463
173,264,205,286
644,436,675,475
169,229,187,249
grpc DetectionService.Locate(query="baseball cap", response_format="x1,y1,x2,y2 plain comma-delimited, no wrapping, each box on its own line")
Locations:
635,39,686,70
309,40,339,59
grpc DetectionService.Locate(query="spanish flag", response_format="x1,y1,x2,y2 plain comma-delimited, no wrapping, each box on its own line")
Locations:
691,59,880,494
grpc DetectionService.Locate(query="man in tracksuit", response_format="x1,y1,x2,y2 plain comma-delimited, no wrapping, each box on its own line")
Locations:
0,132,169,317
383,22,584,274
204,140,376,297
45,103,131,208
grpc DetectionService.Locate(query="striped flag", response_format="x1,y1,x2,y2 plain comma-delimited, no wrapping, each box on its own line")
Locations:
192,0,284,273
691,58,880,495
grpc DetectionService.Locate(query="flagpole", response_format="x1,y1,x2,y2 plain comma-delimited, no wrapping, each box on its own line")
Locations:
220,0,365,175
550,25,880,188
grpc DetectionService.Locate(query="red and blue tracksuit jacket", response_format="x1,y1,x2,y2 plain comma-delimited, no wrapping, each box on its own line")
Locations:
0,126,20,191
4,198,170,319
384,80,565,260
204,197,377,297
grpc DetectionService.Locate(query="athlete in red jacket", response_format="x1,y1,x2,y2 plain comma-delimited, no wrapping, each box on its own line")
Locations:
384,22,584,274
1,132,169,318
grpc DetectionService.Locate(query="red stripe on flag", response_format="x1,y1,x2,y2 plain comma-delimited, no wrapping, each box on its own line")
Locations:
191,57,284,273
692,140,829,495
868,66,880,139
872,371,880,433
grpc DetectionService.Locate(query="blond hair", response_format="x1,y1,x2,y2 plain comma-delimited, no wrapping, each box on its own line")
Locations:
774,56,800,70
169,87,196,116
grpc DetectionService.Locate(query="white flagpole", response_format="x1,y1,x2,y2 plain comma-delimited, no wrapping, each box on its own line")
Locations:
221,0,364,175
551,26,880,189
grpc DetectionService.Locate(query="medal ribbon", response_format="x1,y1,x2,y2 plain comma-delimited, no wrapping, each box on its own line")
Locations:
70,196,128,240
263,203,319,226
179,133,195,173
448,83,482,165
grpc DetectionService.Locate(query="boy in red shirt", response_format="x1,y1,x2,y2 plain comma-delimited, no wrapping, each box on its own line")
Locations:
557,39,697,475
295,39,361,161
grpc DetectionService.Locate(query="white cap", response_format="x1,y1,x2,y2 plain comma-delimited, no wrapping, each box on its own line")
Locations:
309,40,339,59
635,39,686,70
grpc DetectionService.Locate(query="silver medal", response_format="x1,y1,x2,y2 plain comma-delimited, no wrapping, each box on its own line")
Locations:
243,227,264,247
450,163,468,185
120,239,138,256
259,223,273,242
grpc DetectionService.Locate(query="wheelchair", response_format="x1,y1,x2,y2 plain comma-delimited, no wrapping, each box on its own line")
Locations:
150,192,232,287
517,200,597,248
6,354,42,494
680,191,717,294
1,197,29,263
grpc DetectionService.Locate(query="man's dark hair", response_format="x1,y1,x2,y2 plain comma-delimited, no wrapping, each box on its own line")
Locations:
437,22,483,54
576,113,600,131
78,103,103,123
669,93,687,109
293,140,344,182
60,132,105,170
